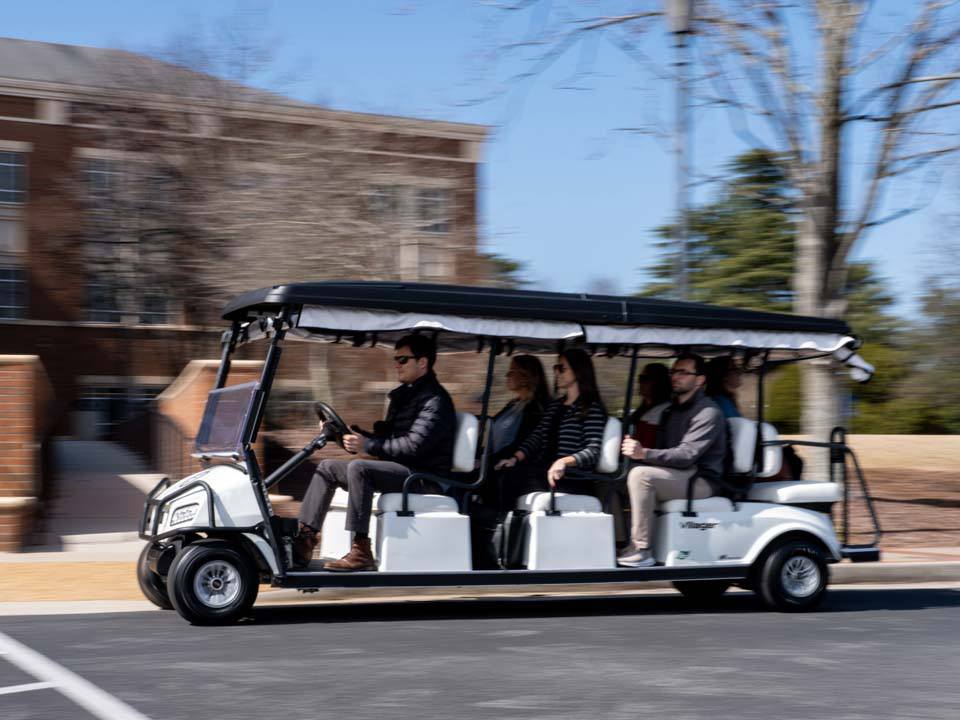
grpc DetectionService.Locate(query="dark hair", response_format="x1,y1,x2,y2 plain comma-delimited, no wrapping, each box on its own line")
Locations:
638,362,672,408
561,348,605,414
395,334,437,371
706,355,739,400
511,354,551,408
674,352,707,377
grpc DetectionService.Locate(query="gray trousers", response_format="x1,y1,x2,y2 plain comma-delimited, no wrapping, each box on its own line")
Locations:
626,465,712,550
298,458,423,535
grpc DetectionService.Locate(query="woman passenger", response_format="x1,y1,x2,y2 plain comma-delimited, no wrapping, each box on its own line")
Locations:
490,355,551,462
705,355,742,418
628,362,672,448
495,348,607,499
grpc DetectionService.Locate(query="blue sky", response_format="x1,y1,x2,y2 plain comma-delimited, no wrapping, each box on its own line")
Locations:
5,0,955,317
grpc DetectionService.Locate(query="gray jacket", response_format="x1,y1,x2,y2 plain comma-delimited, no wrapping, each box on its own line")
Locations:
644,389,727,491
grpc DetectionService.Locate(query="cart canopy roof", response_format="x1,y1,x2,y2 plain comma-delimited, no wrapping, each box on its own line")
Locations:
222,281,871,377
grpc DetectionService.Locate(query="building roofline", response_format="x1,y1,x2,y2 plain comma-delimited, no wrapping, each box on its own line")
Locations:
0,76,489,141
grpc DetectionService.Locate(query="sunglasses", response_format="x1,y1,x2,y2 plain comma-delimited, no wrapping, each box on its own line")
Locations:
393,355,420,365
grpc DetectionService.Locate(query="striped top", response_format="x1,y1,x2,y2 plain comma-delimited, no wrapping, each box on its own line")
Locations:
517,398,606,469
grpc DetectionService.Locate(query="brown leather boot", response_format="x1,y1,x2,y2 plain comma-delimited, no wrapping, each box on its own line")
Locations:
292,524,320,568
324,536,376,572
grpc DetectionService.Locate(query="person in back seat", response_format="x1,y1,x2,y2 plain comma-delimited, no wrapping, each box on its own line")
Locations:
293,334,456,571
628,362,672,447
617,353,726,567
705,355,742,418
494,348,606,503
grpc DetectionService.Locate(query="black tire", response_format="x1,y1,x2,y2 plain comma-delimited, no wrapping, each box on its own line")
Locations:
167,540,259,625
137,542,173,610
758,539,828,612
672,580,731,604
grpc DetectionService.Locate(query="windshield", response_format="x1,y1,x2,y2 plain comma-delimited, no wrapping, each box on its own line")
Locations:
194,381,260,455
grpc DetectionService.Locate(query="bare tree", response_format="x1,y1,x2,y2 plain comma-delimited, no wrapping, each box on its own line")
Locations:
471,0,960,445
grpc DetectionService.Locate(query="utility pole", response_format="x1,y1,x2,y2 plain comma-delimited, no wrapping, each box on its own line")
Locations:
665,0,694,301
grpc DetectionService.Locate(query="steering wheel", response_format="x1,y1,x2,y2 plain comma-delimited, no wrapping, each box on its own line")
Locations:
314,402,351,449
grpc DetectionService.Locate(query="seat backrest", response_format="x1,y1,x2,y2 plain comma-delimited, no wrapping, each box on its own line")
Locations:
595,416,622,474
727,417,782,478
452,412,479,473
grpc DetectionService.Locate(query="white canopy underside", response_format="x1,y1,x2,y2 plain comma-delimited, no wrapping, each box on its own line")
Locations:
288,305,874,380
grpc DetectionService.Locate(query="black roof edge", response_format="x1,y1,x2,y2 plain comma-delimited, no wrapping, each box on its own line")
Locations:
221,281,852,335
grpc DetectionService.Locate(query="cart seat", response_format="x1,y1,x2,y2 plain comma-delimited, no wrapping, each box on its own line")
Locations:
516,492,602,514
376,493,460,514
658,497,734,513
728,417,783,477
747,481,842,505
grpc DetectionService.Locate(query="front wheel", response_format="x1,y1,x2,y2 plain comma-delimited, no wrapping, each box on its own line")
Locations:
167,540,259,625
758,539,828,612
137,542,172,610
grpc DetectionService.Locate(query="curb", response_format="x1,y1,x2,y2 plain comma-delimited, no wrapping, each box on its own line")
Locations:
832,560,960,585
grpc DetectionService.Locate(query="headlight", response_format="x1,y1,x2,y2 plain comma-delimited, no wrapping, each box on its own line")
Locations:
170,503,200,526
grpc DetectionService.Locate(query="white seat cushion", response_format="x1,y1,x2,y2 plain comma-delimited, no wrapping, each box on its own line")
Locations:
595,417,622,474
516,492,602,514
658,497,734,513
747,481,842,505
728,417,782,478
376,493,460,514
452,412,479,473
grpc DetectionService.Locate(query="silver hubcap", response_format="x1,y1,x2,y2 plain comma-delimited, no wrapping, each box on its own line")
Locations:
781,555,820,598
193,560,242,608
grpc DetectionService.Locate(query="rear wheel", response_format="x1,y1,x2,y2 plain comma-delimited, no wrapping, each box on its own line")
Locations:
758,539,828,612
167,540,259,625
672,580,731,604
137,542,172,610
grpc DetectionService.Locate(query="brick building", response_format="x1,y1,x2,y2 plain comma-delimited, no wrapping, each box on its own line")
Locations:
0,37,489,442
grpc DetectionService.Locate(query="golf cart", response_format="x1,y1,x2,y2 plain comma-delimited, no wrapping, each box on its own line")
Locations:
138,282,882,624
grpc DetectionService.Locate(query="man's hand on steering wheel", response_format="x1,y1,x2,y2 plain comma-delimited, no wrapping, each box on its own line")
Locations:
341,434,362,454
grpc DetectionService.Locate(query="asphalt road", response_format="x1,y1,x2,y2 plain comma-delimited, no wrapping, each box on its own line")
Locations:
1,586,959,720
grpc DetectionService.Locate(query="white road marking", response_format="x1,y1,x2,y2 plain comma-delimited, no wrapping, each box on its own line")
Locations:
0,680,55,696
0,631,152,720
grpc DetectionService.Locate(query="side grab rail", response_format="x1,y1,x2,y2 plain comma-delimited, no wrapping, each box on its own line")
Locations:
760,429,882,549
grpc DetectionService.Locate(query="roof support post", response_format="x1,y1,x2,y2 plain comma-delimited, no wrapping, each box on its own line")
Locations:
214,321,241,390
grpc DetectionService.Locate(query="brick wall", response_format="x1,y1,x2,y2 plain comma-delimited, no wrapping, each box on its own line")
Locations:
0,355,53,551
153,359,264,480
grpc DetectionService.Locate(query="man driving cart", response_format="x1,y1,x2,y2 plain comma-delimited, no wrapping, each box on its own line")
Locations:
294,334,456,570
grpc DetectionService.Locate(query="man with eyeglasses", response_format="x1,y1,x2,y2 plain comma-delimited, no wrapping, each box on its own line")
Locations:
617,352,726,567
294,334,456,570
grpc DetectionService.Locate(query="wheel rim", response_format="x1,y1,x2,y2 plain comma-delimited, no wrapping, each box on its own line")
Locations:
193,559,242,608
780,555,820,598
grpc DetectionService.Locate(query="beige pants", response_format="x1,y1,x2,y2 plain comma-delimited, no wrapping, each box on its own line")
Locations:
627,465,712,550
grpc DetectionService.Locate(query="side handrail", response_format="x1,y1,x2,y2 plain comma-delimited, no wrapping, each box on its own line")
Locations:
760,432,882,549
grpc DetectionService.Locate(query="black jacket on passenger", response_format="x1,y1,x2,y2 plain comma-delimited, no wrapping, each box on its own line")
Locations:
362,371,456,474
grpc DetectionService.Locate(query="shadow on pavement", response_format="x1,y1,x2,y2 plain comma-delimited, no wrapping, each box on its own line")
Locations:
241,586,960,626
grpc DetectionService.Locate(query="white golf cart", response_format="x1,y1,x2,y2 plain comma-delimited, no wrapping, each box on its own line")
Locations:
138,282,881,624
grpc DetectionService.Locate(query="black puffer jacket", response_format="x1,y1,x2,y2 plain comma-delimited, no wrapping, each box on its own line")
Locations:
362,372,456,473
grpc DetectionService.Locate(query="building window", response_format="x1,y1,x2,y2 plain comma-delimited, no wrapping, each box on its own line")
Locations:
418,246,453,281
417,189,451,234
0,152,26,204
86,280,124,323
139,290,169,325
0,266,26,318
83,158,122,210
367,185,401,222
